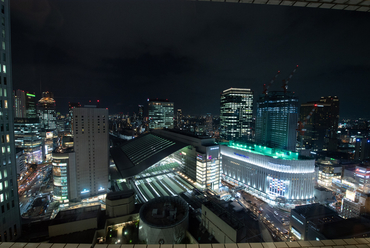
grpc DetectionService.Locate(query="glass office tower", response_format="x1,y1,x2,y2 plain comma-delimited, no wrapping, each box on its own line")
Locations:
220,88,253,141
255,91,298,152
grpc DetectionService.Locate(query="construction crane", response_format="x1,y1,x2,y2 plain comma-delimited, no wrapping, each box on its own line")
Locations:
263,70,280,95
282,65,299,93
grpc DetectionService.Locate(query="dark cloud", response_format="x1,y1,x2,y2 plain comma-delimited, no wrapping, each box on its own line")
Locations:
10,0,370,118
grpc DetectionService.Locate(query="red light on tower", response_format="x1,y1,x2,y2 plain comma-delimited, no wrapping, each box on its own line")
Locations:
314,104,317,107
97,100,100,103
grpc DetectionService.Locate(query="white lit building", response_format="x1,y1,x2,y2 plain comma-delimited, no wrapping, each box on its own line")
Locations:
73,107,109,200
52,147,76,205
221,141,315,203
148,99,174,129
220,88,253,141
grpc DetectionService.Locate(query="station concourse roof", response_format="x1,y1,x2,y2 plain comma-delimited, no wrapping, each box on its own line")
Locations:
110,132,188,179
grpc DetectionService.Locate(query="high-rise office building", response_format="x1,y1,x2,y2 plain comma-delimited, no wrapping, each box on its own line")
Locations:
0,0,22,241
255,91,298,151
220,88,253,141
148,99,174,129
72,107,109,200
299,96,339,152
37,91,56,130
14,90,36,119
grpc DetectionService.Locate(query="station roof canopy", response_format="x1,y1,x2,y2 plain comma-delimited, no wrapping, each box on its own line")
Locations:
198,0,370,12
110,133,188,179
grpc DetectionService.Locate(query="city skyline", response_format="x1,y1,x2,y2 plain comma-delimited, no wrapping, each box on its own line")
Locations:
10,0,370,118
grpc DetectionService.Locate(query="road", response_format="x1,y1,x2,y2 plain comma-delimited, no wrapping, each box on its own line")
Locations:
221,181,291,241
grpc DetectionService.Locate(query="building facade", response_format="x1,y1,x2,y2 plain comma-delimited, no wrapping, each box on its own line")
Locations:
220,88,253,141
14,118,44,164
255,91,298,151
221,141,315,203
0,0,22,241
153,129,221,191
73,107,109,200
299,96,339,151
148,99,174,129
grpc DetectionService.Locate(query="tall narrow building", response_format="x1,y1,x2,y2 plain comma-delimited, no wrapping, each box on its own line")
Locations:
220,88,253,141
0,0,22,241
72,107,109,200
299,96,339,151
148,99,174,129
255,91,298,151
38,91,56,131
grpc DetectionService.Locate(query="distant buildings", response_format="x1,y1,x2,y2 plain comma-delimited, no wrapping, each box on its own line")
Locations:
138,105,144,120
38,91,56,131
0,0,22,241
220,88,253,141
299,96,339,152
148,99,174,129
255,91,298,151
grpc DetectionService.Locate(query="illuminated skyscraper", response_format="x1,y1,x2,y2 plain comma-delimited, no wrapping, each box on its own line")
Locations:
255,91,298,151
148,99,174,129
0,0,22,241
37,91,56,130
220,88,253,141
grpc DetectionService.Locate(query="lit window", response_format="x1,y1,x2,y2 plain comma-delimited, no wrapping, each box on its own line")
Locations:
0,194,3,202
4,181,7,188
4,100,7,108
6,134,9,143
2,65,5,73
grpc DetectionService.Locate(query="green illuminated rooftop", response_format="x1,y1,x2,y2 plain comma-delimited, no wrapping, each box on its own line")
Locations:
228,141,299,160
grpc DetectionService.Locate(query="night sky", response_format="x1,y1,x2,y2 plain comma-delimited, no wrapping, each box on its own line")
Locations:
10,0,370,118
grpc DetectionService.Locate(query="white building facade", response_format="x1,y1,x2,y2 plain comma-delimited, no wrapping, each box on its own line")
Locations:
73,107,109,200
221,142,315,203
